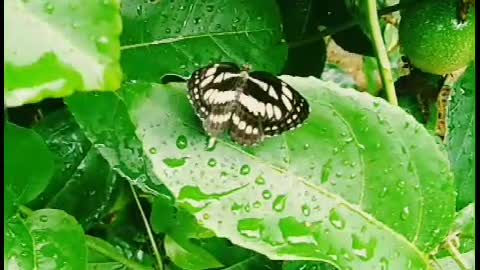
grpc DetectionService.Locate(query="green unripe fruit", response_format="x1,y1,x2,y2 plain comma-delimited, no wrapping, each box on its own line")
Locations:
399,0,475,75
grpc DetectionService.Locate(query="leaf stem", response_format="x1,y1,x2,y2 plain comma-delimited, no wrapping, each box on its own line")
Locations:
443,238,472,270
129,183,164,270
366,0,398,105
85,235,154,270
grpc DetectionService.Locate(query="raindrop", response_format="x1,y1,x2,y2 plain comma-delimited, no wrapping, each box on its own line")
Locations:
244,204,251,212
254,175,265,185
231,202,243,212
253,201,262,208
39,215,48,222
256,16,262,20
397,180,406,188
380,257,389,270
179,5,186,10
71,22,80,29
149,147,157,154
379,186,388,198
176,135,188,149
239,165,250,175
215,24,222,29
136,5,143,16
329,208,345,229
351,234,376,261
88,190,96,196
345,137,353,143
373,100,380,107
203,213,209,220
165,28,171,34
332,147,339,154
303,143,310,150
335,172,343,178
97,36,109,44
233,17,240,23
272,195,287,212
193,17,201,24
206,158,216,167
206,5,214,12
400,206,410,220
21,251,28,257
321,159,332,183
44,2,54,14
262,190,272,200
301,204,311,216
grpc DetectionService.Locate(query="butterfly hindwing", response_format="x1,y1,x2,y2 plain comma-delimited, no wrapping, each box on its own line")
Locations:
247,71,310,136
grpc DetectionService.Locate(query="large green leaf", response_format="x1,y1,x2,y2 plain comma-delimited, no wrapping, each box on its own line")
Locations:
4,0,122,107
447,63,475,210
120,0,287,81
4,122,54,210
67,77,455,269
30,109,119,229
5,209,87,270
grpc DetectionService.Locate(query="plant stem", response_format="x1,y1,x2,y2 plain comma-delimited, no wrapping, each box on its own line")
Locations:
366,0,398,105
129,183,164,270
444,238,471,270
85,235,153,270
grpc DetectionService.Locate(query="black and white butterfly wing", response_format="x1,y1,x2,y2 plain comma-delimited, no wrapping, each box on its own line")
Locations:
244,71,310,137
187,63,241,137
187,63,310,146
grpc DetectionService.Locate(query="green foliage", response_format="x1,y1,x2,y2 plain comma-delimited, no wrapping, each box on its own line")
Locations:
447,63,475,210
4,1,474,270
4,0,122,107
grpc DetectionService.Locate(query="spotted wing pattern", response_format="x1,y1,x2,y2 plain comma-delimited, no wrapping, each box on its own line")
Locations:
187,62,310,146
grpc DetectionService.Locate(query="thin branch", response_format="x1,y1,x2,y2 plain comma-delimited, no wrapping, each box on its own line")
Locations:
129,183,164,270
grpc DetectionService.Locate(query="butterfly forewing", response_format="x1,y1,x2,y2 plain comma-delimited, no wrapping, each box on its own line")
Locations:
187,63,310,145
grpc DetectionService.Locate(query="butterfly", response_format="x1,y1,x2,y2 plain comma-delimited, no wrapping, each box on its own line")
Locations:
187,62,310,146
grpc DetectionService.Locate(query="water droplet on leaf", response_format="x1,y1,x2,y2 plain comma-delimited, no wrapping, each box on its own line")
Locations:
272,195,286,212
176,135,188,149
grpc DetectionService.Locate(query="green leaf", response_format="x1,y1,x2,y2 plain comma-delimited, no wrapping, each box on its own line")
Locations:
67,77,455,269
30,109,119,229
164,235,224,270
150,195,177,234
436,203,475,258
120,0,287,81
5,122,54,210
5,209,87,270
447,63,475,210
283,261,337,270
86,235,153,270
65,92,162,195
4,0,122,107
223,255,279,270
5,216,35,270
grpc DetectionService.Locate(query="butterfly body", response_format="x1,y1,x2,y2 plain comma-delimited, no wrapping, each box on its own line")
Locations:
187,62,310,146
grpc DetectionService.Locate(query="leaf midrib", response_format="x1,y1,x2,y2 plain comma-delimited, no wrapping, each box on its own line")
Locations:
116,88,432,267
120,29,275,50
